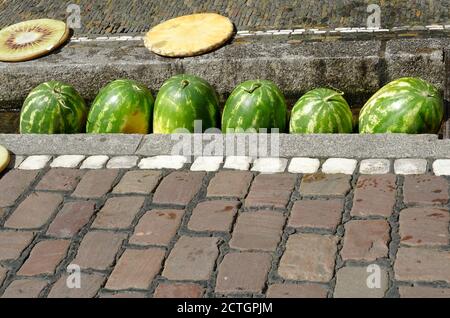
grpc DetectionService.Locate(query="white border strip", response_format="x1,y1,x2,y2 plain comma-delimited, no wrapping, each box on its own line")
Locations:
71,25,449,42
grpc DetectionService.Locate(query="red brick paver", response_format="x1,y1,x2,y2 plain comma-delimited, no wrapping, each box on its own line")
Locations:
340,220,390,261
35,169,84,192
129,209,184,246
288,199,343,231
163,236,219,281
154,283,205,298
229,211,285,251
46,201,96,238
92,196,145,230
0,231,34,261
394,247,450,283
278,233,338,282
266,283,328,298
245,174,296,208
48,273,105,298
153,171,205,206
105,248,165,290
300,173,351,197
71,231,126,270
207,171,253,198
72,170,119,198
351,175,396,217
333,266,388,298
1,279,47,298
188,200,240,233
18,240,70,276
215,252,271,294
398,285,450,298
403,175,449,206
0,170,38,207
399,207,450,246
113,170,161,194
5,192,63,229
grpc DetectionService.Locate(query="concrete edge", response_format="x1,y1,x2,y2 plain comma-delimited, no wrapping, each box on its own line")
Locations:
1,133,450,159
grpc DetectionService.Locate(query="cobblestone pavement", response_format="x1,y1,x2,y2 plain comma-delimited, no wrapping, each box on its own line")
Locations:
0,155,450,298
0,0,449,35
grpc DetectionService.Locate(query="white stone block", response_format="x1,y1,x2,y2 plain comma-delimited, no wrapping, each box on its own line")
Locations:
50,155,86,168
359,159,390,174
223,156,253,170
394,159,427,175
322,158,357,175
80,155,109,169
138,156,187,170
432,160,450,176
288,158,320,174
190,156,223,172
18,155,52,170
106,156,139,169
251,158,288,174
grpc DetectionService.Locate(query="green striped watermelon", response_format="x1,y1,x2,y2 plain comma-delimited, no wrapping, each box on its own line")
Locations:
359,77,443,134
289,88,353,134
222,80,287,132
20,81,87,134
153,74,220,133
86,79,154,134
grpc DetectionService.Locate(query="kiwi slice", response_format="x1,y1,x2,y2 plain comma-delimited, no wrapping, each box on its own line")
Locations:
0,145,10,173
0,18,69,62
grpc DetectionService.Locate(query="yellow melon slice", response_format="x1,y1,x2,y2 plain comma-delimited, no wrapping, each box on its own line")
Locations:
0,145,10,173
0,19,69,62
144,13,234,57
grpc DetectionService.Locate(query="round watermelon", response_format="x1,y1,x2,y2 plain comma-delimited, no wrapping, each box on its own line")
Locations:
289,88,353,134
222,80,287,132
359,77,443,134
20,81,87,134
86,79,154,134
153,74,220,133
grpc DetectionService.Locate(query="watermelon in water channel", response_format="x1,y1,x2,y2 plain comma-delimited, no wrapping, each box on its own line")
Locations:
359,77,443,134
289,88,353,134
20,81,87,134
153,74,220,133
86,79,154,134
222,80,287,132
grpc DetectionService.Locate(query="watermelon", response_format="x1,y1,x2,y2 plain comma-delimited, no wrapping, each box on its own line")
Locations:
222,80,287,132
359,77,444,134
20,81,87,134
86,79,154,134
153,74,220,133
289,88,353,134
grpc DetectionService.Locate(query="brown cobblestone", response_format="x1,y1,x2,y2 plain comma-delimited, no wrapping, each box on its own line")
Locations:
5,192,63,229
351,175,396,217
105,248,165,290
130,209,184,246
215,252,271,294
188,200,240,233
163,236,219,281
333,266,388,298
395,247,450,283
154,283,205,298
229,211,285,251
0,170,38,208
245,174,296,209
71,231,126,270
46,201,96,238
399,207,450,246
300,173,351,197
72,170,119,198
340,220,390,261
399,285,450,298
207,171,253,198
278,233,338,282
1,279,47,298
92,196,145,230
266,283,328,298
113,170,161,194
48,273,105,298
403,175,449,206
0,231,34,261
288,199,343,231
35,168,84,192
153,171,205,206
18,239,70,276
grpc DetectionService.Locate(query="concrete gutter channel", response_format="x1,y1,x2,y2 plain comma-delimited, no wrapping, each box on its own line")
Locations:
0,33,449,157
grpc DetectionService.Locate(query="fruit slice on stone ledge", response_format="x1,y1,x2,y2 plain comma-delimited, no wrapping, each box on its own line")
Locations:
144,13,234,57
0,145,10,173
0,18,69,62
